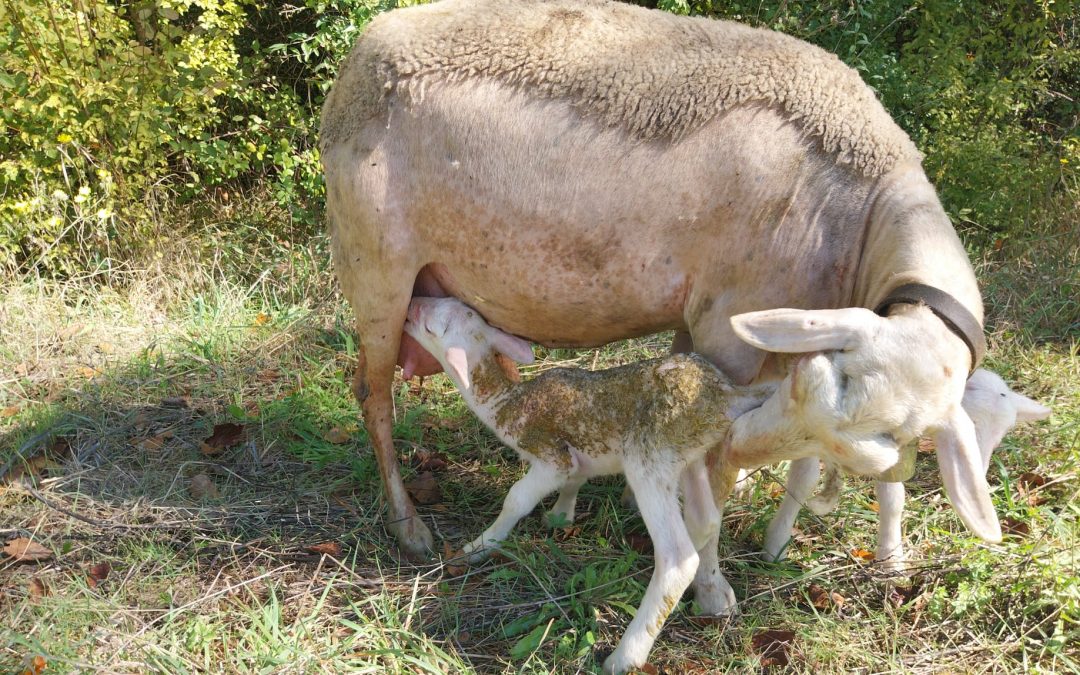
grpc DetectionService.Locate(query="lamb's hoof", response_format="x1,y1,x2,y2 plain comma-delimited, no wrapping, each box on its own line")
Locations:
602,646,646,675
694,587,739,618
874,549,910,576
389,515,435,561
620,485,638,512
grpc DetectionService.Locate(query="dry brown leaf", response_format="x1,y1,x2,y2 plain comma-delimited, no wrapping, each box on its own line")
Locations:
87,561,111,587
76,366,98,379
886,584,917,608
13,362,30,377
96,342,116,354
751,628,796,667
189,473,220,500
625,533,653,555
160,396,190,408
851,548,875,562
254,312,271,326
442,541,468,577
768,482,783,499
21,654,47,675
306,541,343,557
323,427,352,445
868,501,880,513
404,471,442,505
1,405,20,418
256,368,281,383
1002,516,1031,537
140,435,165,451
411,449,449,472
554,525,582,542
917,437,936,454
203,422,246,452
3,538,52,562
808,583,845,611
687,614,734,627
637,664,659,675
28,577,49,598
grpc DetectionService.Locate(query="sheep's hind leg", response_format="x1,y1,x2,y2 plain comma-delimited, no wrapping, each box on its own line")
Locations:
604,460,699,674
464,462,564,563
874,481,908,572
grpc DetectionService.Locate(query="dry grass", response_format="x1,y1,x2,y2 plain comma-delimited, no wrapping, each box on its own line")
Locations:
1,210,1077,673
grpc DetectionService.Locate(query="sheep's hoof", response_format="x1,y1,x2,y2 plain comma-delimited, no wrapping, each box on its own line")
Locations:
620,485,638,512
601,647,644,675
874,548,910,576
389,515,435,561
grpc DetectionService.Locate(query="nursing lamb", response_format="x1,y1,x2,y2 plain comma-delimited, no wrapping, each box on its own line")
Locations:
321,0,995,560
403,297,840,673
763,369,1051,566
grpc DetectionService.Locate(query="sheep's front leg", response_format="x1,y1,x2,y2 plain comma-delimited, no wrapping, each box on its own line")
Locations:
762,457,820,561
681,460,737,616
463,462,563,563
604,461,699,674
545,475,589,527
874,481,907,571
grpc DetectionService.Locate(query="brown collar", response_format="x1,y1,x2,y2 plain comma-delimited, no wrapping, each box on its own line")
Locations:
874,283,986,372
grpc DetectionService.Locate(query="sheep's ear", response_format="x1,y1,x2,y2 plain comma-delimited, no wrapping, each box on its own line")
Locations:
489,329,534,365
730,307,876,353
933,406,1002,543
1011,392,1051,423
444,346,471,390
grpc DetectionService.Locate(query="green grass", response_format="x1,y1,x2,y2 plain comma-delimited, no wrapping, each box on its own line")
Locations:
1,211,1077,673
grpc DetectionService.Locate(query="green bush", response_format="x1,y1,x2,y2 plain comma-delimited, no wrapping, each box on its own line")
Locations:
1,0,1075,275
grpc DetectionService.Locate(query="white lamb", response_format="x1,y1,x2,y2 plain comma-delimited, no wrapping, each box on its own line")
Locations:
762,369,1051,567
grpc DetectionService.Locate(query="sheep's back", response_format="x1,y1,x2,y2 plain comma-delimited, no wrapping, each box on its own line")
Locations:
320,0,920,177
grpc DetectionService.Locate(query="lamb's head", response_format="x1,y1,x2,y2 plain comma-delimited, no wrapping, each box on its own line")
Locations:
964,368,1051,473
729,304,1008,543
403,297,534,392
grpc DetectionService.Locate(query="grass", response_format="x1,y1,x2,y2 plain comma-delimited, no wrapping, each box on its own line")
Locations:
1,196,1078,673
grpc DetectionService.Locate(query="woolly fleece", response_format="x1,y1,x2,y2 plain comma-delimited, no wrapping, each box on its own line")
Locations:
321,0,921,177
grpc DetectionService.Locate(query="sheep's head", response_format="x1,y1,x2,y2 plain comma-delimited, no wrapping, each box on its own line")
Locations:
729,304,1010,543
963,368,1051,473
403,297,534,392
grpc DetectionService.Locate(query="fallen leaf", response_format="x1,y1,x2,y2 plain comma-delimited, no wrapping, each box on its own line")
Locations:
404,471,441,505
323,427,352,445
807,584,844,611
1002,516,1030,537
254,313,271,326
767,482,783,499
21,654,47,675
140,435,165,451
1,405,20,418
868,501,880,513
96,342,116,354
411,449,449,472
160,396,190,408
554,525,582,542
637,664,659,675
256,369,280,383
625,533,653,555
442,541,468,576
886,584,917,608
189,473,220,499
687,614,734,627
28,577,49,597
306,541,343,557
76,366,98,379
751,628,796,667
917,437,936,454
3,538,52,562
1017,472,1047,489
14,362,30,376
87,561,111,587
851,548,875,562
203,422,246,453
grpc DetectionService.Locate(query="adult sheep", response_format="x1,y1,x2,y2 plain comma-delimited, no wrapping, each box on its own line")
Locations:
320,0,995,561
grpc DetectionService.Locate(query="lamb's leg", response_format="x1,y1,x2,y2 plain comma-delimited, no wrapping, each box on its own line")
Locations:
463,462,563,563
546,474,588,527
604,461,699,674
618,330,698,512
681,459,736,616
874,481,907,570
762,457,820,562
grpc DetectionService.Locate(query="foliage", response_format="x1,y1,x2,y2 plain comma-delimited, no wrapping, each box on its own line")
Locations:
1,0,1076,275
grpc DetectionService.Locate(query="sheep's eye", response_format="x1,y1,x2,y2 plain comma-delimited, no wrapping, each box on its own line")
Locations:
466,311,474,319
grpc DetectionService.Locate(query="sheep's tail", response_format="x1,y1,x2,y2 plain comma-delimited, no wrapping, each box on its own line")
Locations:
806,462,843,515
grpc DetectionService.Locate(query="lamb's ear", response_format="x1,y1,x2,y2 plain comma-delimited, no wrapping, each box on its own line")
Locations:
489,329,534,365
730,307,876,353
1010,392,1051,423
445,346,471,391
933,406,1002,543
